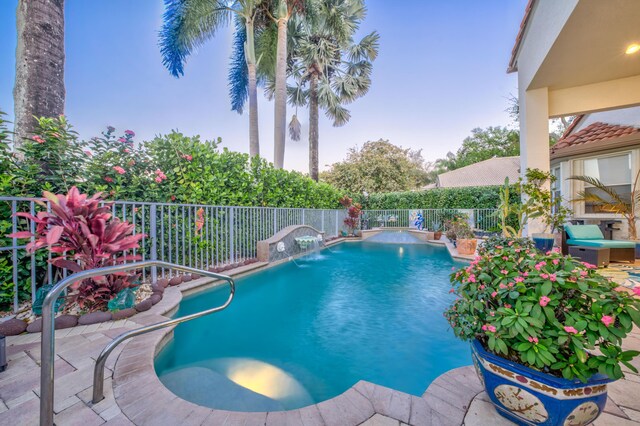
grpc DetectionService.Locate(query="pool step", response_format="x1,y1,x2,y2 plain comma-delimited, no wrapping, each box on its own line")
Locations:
158,366,286,411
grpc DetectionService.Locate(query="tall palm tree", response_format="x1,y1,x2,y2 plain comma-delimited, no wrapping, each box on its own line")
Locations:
266,0,305,169
287,0,378,180
160,0,263,157
13,0,65,149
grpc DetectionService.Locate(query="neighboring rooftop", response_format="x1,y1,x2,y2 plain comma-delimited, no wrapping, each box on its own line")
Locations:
551,106,640,160
436,156,520,188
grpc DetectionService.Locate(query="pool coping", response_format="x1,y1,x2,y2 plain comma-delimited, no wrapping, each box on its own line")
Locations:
110,238,481,425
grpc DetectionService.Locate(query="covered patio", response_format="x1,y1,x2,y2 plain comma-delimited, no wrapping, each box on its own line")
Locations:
510,0,640,234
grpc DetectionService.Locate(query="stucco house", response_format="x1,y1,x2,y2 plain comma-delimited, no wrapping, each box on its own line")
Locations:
551,106,640,237
508,0,640,236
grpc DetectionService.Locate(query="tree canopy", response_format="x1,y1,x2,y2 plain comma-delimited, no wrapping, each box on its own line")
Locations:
320,139,429,193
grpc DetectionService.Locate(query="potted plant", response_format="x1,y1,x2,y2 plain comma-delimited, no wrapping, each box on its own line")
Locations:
570,169,640,257
446,216,477,255
431,220,443,241
445,237,640,425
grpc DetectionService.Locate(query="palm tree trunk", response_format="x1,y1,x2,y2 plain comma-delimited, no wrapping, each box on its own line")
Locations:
273,16,288,169
13,0,65,149
245,18,259,158
309,73,319,181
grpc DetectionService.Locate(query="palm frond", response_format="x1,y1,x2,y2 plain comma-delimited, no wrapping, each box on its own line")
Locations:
568,175,629,208
349,31,379,62
228,16,248,113
160,0,233,77
288,114,302,141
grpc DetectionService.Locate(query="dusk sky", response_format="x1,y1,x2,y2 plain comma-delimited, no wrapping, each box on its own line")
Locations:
0,0,528,173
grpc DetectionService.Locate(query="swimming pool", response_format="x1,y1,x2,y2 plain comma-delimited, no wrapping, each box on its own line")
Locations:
154,241,471,412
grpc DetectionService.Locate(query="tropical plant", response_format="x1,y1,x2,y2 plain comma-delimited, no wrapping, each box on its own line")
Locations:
287,0,379,180
160,0,264,157
339,195,361,233
13,0,66,150
445,240,640,382
9,187,145,312
265,0,306,169
570,170,640,240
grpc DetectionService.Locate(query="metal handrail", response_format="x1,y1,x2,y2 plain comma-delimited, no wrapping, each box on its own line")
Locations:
40,261,235,426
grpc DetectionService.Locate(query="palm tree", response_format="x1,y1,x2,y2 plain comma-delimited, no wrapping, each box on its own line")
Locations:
570,171,640,240
13,0,66,149
160,0,263,158
265,0,306,169
287,0,378,180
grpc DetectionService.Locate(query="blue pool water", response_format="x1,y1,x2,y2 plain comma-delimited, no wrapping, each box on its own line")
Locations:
154,241,471,411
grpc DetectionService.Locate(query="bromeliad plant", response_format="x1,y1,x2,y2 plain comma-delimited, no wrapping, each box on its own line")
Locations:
444,238,640,382
9,187,144,312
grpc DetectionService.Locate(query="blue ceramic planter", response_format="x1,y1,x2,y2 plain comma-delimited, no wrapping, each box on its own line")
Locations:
532,234,555,253
471,340,612,426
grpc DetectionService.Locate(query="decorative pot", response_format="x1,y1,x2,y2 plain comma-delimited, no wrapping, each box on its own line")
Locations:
471,340,611,426
532,233,555,252
456,238,477,255
635,242,640,259
433,231,442,241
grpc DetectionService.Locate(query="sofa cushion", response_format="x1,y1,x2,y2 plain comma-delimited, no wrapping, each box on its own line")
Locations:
566,238,635,249
565,225,605,240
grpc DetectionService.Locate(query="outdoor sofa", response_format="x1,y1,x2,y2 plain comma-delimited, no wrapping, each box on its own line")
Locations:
561,224,635,263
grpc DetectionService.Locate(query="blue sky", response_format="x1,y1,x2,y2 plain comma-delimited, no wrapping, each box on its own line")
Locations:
0,0,527,173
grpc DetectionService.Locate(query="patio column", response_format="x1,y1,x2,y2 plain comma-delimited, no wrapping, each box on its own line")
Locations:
519,86,550,236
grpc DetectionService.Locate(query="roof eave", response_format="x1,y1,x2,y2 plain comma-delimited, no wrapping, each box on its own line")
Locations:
507,0,536,74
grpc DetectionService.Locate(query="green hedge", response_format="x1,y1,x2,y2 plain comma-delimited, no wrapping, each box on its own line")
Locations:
361,185,520,210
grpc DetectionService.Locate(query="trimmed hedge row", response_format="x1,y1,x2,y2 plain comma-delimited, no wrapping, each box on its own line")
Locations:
361,186,520,210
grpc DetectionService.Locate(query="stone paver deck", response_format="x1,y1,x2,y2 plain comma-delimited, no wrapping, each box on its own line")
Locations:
2,256,640,425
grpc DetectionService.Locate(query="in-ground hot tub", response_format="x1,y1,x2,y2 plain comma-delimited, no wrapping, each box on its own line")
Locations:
154,241,470,411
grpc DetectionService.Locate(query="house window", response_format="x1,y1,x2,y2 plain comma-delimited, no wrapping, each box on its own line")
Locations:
583,153,632,214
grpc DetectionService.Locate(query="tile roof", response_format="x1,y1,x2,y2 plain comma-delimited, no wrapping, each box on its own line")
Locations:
551,122,640,156
507,0,535,73
437,156,520,188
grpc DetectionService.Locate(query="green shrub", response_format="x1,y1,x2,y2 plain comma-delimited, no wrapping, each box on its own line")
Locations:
362,185,520,210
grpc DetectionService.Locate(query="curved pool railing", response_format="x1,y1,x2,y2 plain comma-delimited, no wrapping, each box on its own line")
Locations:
39,261,235,426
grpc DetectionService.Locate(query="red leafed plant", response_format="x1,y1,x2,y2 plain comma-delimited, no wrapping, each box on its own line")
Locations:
9,187,144,312
341,196,362,234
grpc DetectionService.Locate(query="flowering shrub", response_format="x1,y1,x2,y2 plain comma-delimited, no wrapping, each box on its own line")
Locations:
9,187,144,312
339,196,362,233
444,240,640,382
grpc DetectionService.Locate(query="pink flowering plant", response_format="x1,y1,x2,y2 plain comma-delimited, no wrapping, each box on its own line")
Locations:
444,237,640,382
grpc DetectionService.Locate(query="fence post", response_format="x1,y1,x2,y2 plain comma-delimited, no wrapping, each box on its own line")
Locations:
335,210,339,236
321,210,325,233
302,209,305,225
229,207,235,264
150,204,158,283
273,209,277,235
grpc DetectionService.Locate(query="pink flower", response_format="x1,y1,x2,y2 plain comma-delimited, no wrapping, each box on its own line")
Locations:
118,137,127,143
582,262,596,269
491,291,498,298
539,296,551,307
514,276,524,283
601,315,614,327
552,259,559,265
124,148,131,153
112,166,125,175
468,274,476,283
104,177,114,183
479,284,485,290
495,246,503,249
499,283,507,289
155,176,163,183
508,241,514,246
564,326,578,334
580,270,588,278
84,150,93,157
528,336,539,344
501,269,508,275
124,130,135,137
633,287,640,296
502,256,508,261
489,311,495,316
32,135,45,144
171,195,176,201
182,154,193,161
540,273,549,279
482,324,496,333
549,273,557,282
504,303,512,309
449,288,455,294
